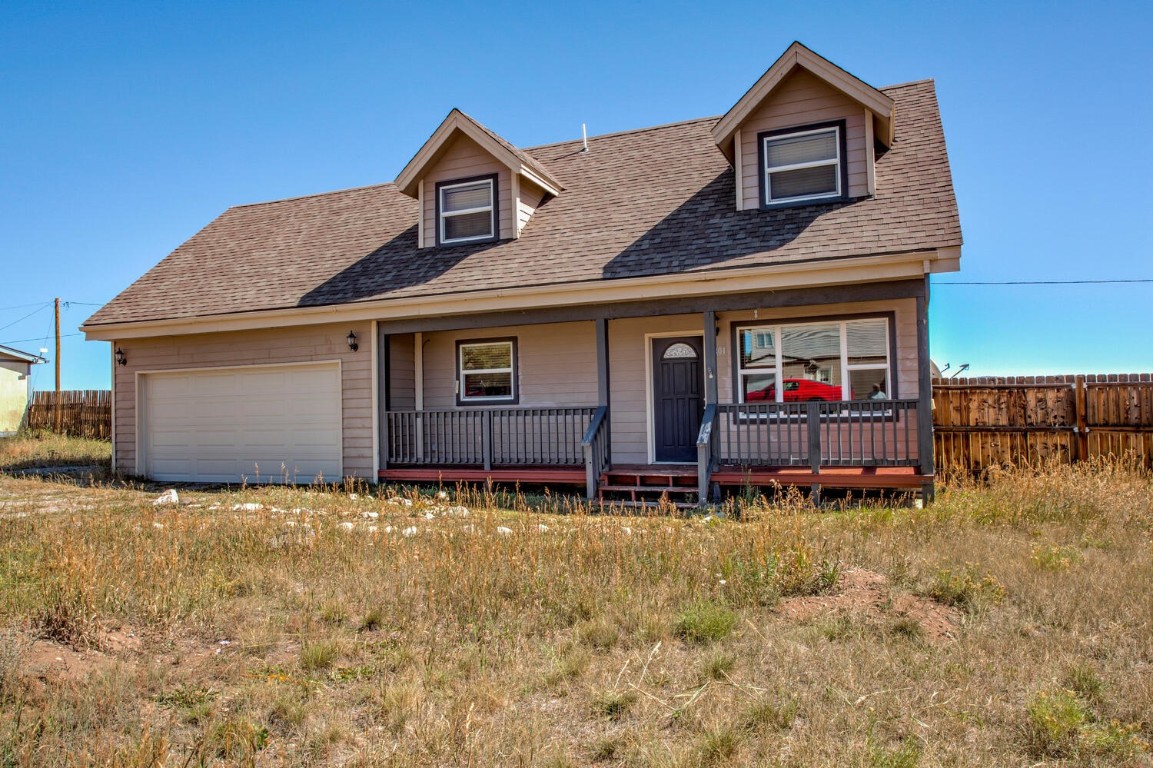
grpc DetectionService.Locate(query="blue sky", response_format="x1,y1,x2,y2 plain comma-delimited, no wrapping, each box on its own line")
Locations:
2,1,1151,390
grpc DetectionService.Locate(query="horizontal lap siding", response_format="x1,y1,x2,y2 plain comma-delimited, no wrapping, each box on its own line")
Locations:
388,334,416,411
421,134,512,246
517,179,546,235
608,314,702,465
113,321,373,479
739,69,869,209
420,322,599,409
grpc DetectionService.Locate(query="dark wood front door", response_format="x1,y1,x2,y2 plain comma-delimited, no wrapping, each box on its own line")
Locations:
652,336,703,463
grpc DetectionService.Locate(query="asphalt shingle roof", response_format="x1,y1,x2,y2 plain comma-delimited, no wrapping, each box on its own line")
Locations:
86,79,960,327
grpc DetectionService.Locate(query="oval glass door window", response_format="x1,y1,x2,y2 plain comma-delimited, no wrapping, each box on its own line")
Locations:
662,342,698,359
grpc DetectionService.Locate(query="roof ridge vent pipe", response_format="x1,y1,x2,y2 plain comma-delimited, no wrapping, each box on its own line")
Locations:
581,123,588,153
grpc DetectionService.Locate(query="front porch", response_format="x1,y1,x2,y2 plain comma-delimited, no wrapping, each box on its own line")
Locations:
378,399,932,501
375,280,937,502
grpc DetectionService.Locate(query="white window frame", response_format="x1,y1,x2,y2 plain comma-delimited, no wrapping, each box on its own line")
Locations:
736,317,891,405
458,339,516,404
439,177,495,245
762,125,842,205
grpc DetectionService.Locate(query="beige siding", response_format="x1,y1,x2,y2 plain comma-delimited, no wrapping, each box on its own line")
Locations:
608,314,703,465
387,333,416,411
516,178,547,235
420,321,599,409
420,134,513,247
0,361,31,435
717,299,919,401
738,68,869,209
113,321,373,479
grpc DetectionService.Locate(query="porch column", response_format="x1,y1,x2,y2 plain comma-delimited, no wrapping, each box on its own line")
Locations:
702,311,718,405
916,281,936,502
378,330,389,471
596,317,609,406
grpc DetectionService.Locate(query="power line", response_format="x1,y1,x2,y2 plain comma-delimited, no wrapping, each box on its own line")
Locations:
0,304,50,333
936,279,1153,285
0,332,83,345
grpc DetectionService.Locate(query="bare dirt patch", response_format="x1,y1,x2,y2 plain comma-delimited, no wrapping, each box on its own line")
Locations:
777,567,962,643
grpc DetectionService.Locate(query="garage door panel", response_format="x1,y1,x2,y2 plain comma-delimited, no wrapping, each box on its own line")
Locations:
143,364,342,484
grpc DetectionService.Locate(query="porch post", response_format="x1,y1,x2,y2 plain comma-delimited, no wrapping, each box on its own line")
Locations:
702,311,718,405
699,311,718,503
916,280,936,503
378,331,389,471
596,317,609,407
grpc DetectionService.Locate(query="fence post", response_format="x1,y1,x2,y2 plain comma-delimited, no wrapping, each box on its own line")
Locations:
1074,375,1088,463
807,401,821,502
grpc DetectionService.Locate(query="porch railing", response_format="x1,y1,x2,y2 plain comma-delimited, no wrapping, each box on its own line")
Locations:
581,406,610,499
715,399,920,468
385,407,597,469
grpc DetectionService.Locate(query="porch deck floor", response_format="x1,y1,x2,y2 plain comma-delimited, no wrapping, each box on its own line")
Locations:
379,464,930,491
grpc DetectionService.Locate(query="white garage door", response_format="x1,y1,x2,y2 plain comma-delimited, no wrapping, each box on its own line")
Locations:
141,363,342,483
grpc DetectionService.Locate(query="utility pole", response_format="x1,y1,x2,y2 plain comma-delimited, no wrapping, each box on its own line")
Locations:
54,297,61,392
54,297,62,433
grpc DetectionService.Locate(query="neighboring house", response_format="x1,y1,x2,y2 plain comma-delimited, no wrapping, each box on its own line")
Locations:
82,42,962,500
0,345,45,436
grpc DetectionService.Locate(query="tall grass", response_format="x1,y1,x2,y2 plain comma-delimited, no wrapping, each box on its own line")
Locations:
0,461,1149,765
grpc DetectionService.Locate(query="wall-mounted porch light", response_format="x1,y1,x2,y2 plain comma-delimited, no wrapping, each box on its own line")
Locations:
115,347,127,366
347,331,359,352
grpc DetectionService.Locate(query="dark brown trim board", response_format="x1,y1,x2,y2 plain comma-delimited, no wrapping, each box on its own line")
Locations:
454,336,520,406
757,120,849,209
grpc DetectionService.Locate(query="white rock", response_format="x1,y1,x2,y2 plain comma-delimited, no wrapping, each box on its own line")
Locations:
366,525,378,534
436,490,449,500
338,522,356,532
496,526,513,537
360,510,380,519
232,502,264,512
402,526,418,537
461,524,476,534
349,493,359,501
537,524,549,533
423,512,435,520
384,525,395,534
152,489,179,506
621,526,633,535
445,505,470,518
152,522,165,530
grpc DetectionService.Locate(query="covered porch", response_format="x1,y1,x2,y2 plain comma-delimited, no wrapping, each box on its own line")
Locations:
375,280,936,502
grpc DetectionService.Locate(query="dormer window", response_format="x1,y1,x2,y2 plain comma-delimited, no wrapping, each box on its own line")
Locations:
438,175,498,245
760,123,845,206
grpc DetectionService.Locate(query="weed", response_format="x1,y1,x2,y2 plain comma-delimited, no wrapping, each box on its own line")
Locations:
577,617,620,651
1031,544,1082,571
696,728,739,765
740,697,797,732
700,650,735,680
889,617,924,641
592,689,637,720
674,600,737,645
869,738,921,768
924,565,1006,612
300,640,340,672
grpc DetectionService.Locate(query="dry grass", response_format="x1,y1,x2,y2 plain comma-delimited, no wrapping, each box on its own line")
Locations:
0,458,1150,765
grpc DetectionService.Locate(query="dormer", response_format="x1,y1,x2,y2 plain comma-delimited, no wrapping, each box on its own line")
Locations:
712,42,895,211
395,109,563,248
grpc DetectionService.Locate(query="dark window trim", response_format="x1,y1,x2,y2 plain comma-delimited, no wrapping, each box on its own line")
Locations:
435,173,500,247
455,336,519,406
757,120,849,209
729,311,898,417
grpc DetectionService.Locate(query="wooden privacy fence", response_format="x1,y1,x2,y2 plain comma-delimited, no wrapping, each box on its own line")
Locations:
22,390,112,439
932,374,1153,473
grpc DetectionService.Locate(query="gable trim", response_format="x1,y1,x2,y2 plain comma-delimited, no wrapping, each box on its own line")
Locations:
395,109,563,198
712,42,895,162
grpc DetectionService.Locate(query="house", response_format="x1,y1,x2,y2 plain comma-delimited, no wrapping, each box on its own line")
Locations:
81,42,962,501
0,345,46,436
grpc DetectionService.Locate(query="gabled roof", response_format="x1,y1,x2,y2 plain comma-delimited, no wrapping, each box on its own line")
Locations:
711,41,896,162
83,80,960,330
0,344,45,364
394,109,564,198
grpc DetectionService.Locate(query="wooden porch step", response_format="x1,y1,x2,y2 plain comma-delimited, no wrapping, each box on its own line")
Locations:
598,484,697,495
